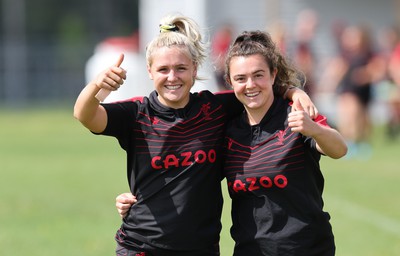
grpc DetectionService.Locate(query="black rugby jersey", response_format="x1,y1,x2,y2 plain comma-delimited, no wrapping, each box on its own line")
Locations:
100,90,242,251
223,97,335,256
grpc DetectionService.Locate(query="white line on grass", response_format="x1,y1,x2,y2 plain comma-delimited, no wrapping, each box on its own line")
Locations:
327,196,400,238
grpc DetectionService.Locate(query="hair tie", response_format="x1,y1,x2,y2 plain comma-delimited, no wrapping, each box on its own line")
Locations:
159,24,179,33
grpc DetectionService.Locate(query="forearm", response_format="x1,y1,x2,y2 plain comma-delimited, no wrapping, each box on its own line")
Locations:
314,126,348,159
283,86,297,100
73,82,107,132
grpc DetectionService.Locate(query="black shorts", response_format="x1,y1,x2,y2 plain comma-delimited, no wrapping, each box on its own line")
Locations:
116,242,220,256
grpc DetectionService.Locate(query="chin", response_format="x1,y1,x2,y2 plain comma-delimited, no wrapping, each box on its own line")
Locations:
245,102,261,108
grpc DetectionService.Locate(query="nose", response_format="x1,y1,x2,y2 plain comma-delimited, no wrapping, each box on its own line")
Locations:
246,77,256,88
167,70,177,81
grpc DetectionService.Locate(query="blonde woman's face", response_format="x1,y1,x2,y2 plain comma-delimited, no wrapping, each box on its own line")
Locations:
147,46,197,109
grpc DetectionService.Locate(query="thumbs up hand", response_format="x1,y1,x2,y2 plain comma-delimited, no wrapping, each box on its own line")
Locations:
289,89,318,119
288,98,317,136
291,97,304,113
95,53,127,102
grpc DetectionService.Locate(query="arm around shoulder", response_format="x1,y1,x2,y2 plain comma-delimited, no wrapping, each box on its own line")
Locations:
285,87,318,119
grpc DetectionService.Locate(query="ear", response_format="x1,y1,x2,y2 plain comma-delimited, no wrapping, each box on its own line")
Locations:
190,63,198,86
147,65,153,80
271,68,278,84
193,63,198,78
225,75,232,87
193,69,197,80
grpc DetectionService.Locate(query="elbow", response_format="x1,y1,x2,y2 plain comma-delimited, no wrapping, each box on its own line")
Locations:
73,108,79,120
73,105,82,122
73,104,89,125
322,142,348,159
332,144,348,159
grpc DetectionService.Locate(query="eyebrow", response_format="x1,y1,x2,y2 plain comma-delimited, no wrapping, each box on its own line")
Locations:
253,69,265,74
155,63,190,68
233,69,265,76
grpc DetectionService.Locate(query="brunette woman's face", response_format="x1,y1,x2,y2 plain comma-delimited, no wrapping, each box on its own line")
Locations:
228,54,276,112
147,46,197,109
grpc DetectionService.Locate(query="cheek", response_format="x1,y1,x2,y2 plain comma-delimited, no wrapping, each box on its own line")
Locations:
230,83,239,92
231,83,245,96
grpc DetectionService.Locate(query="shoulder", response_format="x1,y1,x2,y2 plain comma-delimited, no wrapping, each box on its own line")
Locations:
193,90,244,119
101,96,151,117
194,90,236,101
194,90,217,100
274,97,292,115
313,114,330,127
191,90,224,107
112,96,147,104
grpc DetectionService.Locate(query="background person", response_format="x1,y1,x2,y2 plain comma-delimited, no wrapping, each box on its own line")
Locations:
211,22,235,90
320,24,377,158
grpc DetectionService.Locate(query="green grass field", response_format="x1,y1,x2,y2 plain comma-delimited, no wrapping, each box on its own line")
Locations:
1,107,400,255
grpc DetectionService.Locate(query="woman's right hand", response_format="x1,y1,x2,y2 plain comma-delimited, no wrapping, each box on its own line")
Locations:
73,54,126,133
94,54,127,92
115,192,137,218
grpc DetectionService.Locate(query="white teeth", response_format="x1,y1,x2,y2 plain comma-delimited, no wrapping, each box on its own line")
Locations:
245,92,259,97
166,85,181,90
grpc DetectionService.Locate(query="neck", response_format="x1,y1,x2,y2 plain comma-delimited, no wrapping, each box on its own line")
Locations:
245,97,274,125
245,108,267,125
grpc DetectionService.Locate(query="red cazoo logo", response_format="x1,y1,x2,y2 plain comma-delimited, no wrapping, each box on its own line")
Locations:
151,149,217,170
228,174,288,193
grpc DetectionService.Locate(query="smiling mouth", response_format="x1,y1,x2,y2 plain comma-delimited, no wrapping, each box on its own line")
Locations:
245,92,260,97
165,85,182,90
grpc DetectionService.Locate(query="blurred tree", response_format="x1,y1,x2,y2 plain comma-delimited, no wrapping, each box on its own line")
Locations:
0,0,139,105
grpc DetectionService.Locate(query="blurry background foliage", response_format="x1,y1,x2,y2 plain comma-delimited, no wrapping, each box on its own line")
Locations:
0,0,139,106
